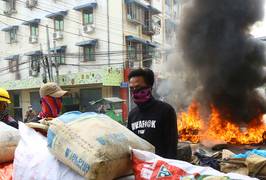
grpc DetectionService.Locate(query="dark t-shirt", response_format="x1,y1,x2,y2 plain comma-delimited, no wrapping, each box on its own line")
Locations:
127,98,177,159
1,115,18,129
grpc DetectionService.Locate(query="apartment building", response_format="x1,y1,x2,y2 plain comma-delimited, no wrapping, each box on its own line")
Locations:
0,0,178,120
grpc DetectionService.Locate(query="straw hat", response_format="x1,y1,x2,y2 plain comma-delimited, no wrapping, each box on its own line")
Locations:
40,82,67,98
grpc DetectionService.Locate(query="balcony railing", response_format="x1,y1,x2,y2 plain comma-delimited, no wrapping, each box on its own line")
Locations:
142,20,155,35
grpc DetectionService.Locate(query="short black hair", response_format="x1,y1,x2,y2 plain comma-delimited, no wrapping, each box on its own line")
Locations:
128,68,154,87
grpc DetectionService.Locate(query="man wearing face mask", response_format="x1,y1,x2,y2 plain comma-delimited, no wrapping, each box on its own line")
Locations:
127,68,177,159
32,82,67,122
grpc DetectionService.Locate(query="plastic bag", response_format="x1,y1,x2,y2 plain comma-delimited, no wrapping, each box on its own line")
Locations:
13,122,84,180
0,122,20,163
0,163,13,180
132,149,258,180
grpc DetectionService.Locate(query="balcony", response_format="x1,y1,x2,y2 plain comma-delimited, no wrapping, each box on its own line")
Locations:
142,20,155,35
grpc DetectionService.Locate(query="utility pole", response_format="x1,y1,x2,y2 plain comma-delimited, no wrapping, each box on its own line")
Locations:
40,44,47,83
46,25,54,82
53,39,59,83
107,0,110,66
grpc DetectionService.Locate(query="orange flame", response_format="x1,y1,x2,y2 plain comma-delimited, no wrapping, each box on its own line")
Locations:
177,102,266,144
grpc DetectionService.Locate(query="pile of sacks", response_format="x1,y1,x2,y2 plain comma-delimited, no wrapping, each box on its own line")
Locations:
13,112,154,180
221,149,266,179
1,111,262,180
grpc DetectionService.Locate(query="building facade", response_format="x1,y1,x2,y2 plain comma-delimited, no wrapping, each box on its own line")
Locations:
0,0,178,121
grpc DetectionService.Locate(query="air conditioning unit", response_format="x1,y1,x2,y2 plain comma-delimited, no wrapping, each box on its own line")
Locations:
32,70,39,77
3,9,17,16
26,0,38,9
53,31,63,40
29,69,39,77
83,24,95,34
29,36,38,44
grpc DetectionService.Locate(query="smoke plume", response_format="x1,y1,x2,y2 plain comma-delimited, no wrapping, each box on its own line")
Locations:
178,0,266,123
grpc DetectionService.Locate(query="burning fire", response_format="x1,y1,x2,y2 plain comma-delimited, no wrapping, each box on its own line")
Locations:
178,102,266,145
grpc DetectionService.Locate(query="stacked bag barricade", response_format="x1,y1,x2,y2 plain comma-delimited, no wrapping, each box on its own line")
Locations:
47,111,155,180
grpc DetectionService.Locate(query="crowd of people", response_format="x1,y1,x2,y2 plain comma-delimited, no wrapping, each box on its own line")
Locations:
0,68,178,159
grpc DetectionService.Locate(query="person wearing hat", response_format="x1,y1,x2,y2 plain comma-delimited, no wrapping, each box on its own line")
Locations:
0,88,18,129
33,82,68,122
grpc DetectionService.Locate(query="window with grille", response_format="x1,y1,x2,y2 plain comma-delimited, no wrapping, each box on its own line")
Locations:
5,0,16,11
30,56,40,73
126,40,142,68
126,3,144,24
8,29,17,44
30,25,38,37
54,18,64,31
83,9,94,25
9,58,19,73
53,51,66,65
83,46,95,62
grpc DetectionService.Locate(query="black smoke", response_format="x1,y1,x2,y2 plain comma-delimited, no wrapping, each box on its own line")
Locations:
179,0,266,123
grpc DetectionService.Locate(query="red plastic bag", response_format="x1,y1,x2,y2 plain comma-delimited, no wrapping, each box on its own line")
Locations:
0,163,13,180
132,149,257,180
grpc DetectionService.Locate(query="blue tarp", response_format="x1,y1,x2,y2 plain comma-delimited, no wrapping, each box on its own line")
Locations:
233,149,266,158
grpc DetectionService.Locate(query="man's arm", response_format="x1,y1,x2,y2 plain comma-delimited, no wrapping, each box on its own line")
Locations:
163,106,177,159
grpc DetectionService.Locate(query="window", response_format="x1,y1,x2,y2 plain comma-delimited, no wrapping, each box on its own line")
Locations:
126,40,142,68
30,56,40,73
143,45,155,68
9,58,19,73
83,9,93,25
143,45,155,59
13,94,20,107
54,18,64,31
8,29,17,44
83,46,95,61
127,43,137,60
127,3,144,24
10,0,16,10
53,51,66,65
30,25,38,37
143,11,155,35
6,0,16,10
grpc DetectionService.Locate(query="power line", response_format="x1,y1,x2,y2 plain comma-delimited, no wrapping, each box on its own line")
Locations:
0,12,126,47
16,0,149,45
0,56,157,75
15,0,143,38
